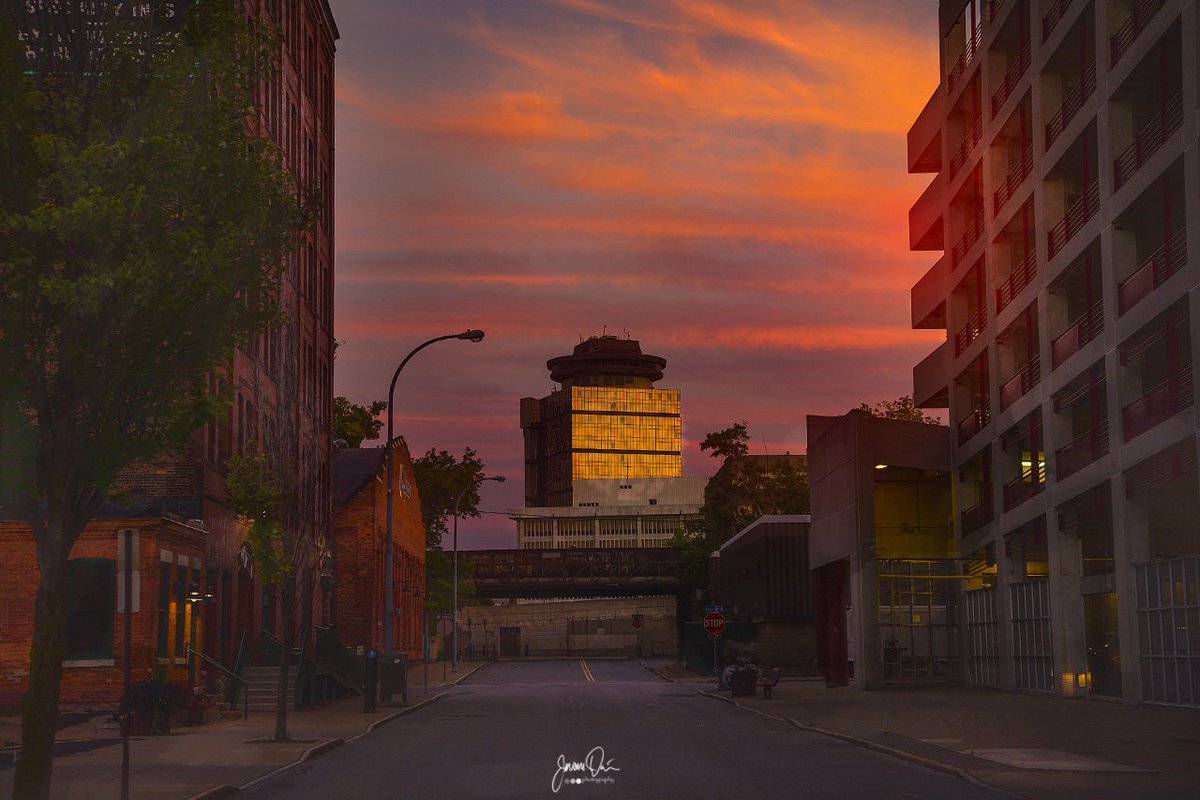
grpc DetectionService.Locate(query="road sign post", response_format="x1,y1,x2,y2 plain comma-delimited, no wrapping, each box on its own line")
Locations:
703,606,725,686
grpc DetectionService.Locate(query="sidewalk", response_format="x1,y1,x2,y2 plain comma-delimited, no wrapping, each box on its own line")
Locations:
645,663,1200,800
0,660,484,800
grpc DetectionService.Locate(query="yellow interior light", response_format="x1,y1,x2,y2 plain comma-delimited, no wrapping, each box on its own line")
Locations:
874,464,888,470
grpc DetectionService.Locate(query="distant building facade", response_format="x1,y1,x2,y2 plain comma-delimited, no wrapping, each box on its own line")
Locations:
711,515,818,675
512,476,705,549
521,336,682,508
906,0,1200,705
331,440,425,660
807,412,953,690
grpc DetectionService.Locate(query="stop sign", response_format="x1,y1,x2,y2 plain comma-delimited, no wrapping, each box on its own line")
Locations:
703,611,726,638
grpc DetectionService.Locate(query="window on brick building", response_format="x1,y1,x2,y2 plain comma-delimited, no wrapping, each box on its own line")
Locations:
157,562,171,657
64,558,115,661
174,564,187,657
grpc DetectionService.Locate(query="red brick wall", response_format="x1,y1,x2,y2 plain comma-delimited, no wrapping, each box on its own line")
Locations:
0,519,206,706
332,439,426,659
112,444,202,498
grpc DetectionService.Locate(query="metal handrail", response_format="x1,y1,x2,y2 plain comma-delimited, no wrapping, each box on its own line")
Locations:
294,626,311,707
230,627,247,706
187,646,249,719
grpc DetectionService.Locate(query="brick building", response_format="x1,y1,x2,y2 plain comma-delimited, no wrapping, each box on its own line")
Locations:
0,0,337,705
331,441,426,660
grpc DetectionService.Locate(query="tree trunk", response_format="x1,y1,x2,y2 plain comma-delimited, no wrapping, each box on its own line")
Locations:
12,523,73,800
273,576,295,742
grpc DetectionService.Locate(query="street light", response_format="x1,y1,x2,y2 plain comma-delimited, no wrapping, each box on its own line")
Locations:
452,474,505,671
385,330,485,667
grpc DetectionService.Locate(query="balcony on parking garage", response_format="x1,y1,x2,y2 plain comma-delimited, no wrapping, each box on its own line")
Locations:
1001,411,1046,511
909,172,946,252
958,445,994,534
1110,0,1167,66
1119,304,1193,442
1045,124,1099,261
1114,160,1187,316
993,199,1037,314
913,339,952,410
1042,8,1096,151
908,88,943,174
952,260,987,356
988,2,1031,119
955,351,991,445
912,254,949,330
1051,362,1109,480
949,168,985,270
998,302,1041,411
991,94,1034,217
1111,27,1183,190
1048,242,1103,368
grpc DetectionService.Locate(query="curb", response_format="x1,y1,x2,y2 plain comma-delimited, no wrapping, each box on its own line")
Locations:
697,690,1027,800
449,662,488,685
187,688,457,799
364,692,448,735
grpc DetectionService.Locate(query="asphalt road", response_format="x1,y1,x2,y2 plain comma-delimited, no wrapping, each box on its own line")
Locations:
240,659,1010,799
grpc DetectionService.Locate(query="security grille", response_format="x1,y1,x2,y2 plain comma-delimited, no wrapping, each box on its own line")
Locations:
964,587,1000,687
1010,579,1054,691
1135,557,1200,706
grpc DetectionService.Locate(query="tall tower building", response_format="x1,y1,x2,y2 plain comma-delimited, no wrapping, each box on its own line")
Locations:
908,0,1198,705
521,336,682,508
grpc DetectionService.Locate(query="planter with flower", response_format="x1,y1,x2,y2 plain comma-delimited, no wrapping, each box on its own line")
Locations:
722,663,761,697
123,680,190,735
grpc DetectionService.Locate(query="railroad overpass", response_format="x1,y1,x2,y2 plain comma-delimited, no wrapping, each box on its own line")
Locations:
460,546,695,599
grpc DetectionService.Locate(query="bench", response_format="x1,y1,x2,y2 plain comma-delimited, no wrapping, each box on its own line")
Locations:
757,667,782,699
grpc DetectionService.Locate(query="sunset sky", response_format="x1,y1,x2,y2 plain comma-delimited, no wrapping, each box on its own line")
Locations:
330,0,945,548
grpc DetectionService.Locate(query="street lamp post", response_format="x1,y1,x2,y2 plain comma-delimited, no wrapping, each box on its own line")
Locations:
385,330,484,669
452,474,505,671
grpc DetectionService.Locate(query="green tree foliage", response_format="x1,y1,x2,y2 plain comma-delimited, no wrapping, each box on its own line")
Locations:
699,422,751,461
332,396,387,448
412,447,486,551
0,4,307,793
856,395,942,424
700,425,809,546
676,424,810,601
224,442,288,586
412,447,488,625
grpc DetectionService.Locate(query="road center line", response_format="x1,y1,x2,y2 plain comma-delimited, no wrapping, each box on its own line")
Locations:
579,658,595,682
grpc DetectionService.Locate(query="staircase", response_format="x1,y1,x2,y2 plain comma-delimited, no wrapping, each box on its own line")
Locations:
241,665,298,712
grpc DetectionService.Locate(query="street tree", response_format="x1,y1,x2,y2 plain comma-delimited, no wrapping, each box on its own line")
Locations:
332,397,387,447
0,4,307,795
856,395,942,424
412,447,486,551
412,447,488,641
699,423,809,546
224,442,306,744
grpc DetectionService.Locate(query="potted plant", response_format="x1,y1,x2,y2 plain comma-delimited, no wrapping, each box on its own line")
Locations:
123,680,190,734
722,662,761,698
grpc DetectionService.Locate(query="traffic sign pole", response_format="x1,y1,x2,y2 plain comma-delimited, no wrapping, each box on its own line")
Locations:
703,606,726,687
